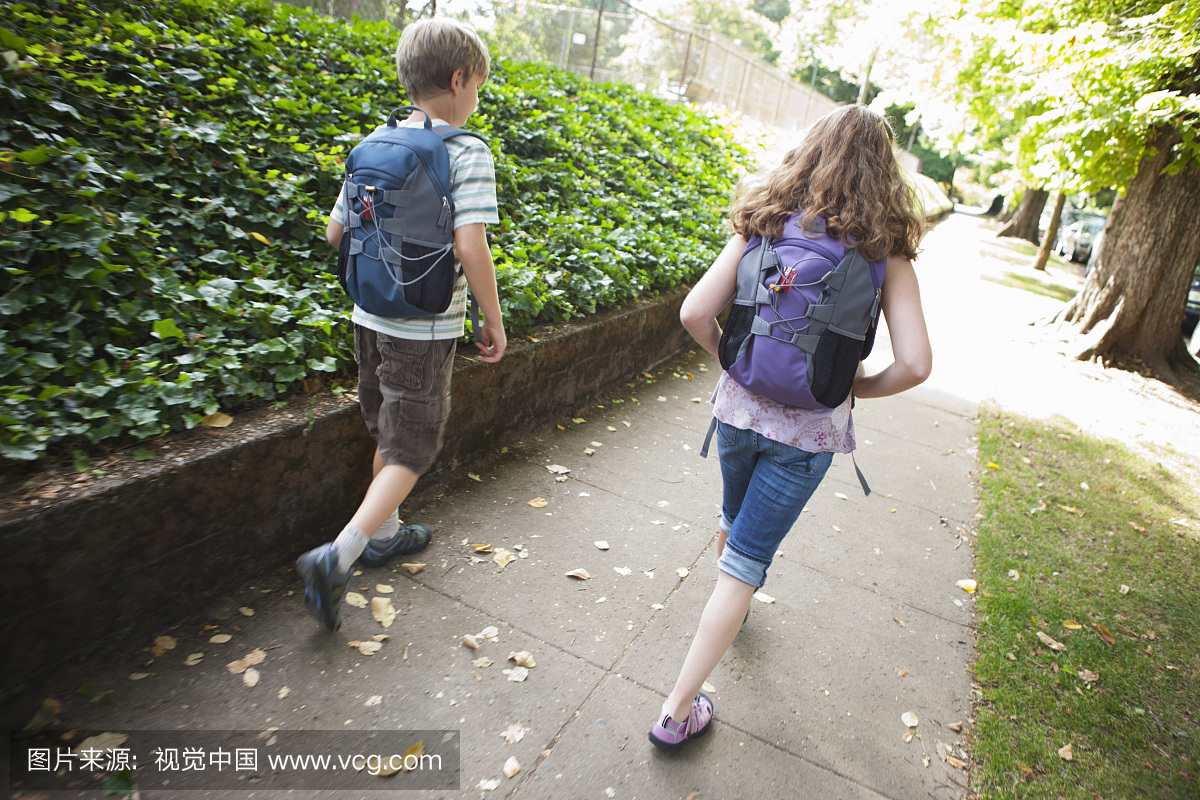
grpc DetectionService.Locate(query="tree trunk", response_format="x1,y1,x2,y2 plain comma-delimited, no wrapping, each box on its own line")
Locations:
997,187,1048,244
1051,127,1200,381
1032,191,1066,272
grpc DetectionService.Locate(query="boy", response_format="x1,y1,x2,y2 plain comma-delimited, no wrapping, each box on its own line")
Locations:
296,18,506,632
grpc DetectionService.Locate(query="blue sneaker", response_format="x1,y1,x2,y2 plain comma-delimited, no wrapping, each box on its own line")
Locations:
357,523,432,568
296,543,350,632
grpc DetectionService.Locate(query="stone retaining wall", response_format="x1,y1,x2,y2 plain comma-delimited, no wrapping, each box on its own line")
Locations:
0,290,694,696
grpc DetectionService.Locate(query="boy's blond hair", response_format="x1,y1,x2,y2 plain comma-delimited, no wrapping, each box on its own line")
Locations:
395,19,490,102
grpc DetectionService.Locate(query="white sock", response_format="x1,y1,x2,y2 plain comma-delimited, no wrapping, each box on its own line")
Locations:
332,525,369,574
372,510,400,542
660,702,675,722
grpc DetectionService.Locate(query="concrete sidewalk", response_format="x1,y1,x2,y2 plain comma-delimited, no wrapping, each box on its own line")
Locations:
8,337,979,799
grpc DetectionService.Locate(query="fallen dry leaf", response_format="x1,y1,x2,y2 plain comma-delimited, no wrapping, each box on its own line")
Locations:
901,712,919,728
894,617,906,627
372,634,390,642
897,669,908,678
400,563,426,574
1079,669,1099,683
183,653,203,667
479,778,501,791
546,464,570,474
345,592,368,608
1037,632,1066,651
129,672,151,680
594,541,610,550
947,755,967,769
1019,763,1035,778
243,668,260,687
226,648,267,674
565,568,591,580
463,634,480,650
479,626,500,640
702,680,716,692
903,731,914,743
392,740,424,775
1058,743,1073,761
365,695,382,707
278,686,290,699
1062,619,1082,630
238,606,255,617
348,640,383,656
500,723,526,744
508,651,536,668
956,579,977,593
151,636,177,658
527,498,548,508
78,732,129,754
371,597,396,628
493,549,514,569
201,411,233,428
753,591,775,604
947,722,964,732
676,567,690,578
472,656,494,667
1119,584,1130,595
209,633,233,644
375,584,394,594
584,447,595,456
503,666,529,682
473,543,493,553
1094,624,1116,645
613,566,632,576
503,756,521,778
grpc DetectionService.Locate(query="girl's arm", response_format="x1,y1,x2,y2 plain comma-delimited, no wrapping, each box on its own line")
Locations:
680,234,748,357
853,255,932,399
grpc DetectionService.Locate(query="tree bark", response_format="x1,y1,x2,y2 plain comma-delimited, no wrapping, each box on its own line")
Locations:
997,187,1048,244
1051,127,1200,381
1032,191,1066,272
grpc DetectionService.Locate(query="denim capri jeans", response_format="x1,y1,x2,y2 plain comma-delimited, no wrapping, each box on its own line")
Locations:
715,419,834,588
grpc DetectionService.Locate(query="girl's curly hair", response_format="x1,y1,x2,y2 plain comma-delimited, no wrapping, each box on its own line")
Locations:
729,105,924,262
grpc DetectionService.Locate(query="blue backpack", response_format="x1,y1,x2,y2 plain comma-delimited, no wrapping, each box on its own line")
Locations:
701,215,886,493
336,106,485,319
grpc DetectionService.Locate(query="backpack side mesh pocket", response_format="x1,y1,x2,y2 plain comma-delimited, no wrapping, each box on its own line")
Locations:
397,239,456,314
719,303,756,371
808,328,865,408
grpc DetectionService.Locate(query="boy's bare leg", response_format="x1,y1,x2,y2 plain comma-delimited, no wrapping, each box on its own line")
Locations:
350,461,420,538
663,570,755,722
717,529,728,557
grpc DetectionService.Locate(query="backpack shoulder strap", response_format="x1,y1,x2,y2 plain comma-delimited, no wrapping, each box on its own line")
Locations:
433,125,487,145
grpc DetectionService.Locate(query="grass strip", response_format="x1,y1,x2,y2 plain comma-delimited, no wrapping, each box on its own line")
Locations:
971,406,1200,798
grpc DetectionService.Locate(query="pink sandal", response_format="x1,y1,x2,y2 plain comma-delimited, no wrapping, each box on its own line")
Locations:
649,692,714,751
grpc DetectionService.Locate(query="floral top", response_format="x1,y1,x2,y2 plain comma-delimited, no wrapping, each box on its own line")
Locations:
711,372,855,454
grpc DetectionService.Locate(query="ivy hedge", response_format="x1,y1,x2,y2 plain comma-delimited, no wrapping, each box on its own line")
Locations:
0,0,747,467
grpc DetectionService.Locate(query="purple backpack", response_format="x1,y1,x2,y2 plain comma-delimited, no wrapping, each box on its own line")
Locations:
701,215,886,493
719,216,886,408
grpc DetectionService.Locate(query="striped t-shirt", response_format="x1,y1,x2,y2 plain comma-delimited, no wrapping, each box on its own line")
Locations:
330,118,499,340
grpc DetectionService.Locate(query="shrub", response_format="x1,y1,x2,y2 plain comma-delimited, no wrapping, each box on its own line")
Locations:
0,0,747,466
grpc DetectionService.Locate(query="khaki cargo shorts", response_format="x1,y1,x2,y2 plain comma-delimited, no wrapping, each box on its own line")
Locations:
354,325,456,473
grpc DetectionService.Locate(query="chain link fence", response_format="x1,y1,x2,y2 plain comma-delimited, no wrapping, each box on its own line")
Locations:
289,0,841,133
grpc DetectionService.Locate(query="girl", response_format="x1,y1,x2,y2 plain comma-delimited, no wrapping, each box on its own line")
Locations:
649,105,933,751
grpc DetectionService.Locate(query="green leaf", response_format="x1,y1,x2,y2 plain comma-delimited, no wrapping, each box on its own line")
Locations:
14,149,50,166
134,448,156,461
152,319,186,339
72,450,92,472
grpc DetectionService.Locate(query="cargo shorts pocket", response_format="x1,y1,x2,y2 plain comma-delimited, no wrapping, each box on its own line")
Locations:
376,335,428,391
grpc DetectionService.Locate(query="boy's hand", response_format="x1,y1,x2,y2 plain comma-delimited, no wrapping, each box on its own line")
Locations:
475,319,506,363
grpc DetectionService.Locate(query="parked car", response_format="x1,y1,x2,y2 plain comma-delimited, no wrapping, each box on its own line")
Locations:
1184,264,1200,339
1056,215,1107,263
